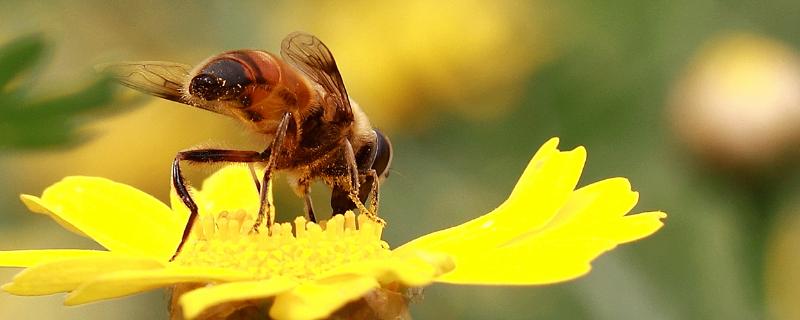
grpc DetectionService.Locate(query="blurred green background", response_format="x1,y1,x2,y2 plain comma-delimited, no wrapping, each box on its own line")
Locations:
3,1,800,319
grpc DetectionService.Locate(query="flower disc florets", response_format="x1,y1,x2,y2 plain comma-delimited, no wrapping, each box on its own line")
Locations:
174,211,391,280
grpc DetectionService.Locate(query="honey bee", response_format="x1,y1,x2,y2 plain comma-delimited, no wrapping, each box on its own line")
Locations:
101,32,392,255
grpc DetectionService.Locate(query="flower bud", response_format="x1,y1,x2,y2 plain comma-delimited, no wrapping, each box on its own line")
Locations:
669,33,800,169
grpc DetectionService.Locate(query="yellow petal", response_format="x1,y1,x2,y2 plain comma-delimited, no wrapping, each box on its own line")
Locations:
20,176,185,261
399,138,585,252
179,277,298,320
603,211,668,243
270,275,379,320
197,165,262,217
434,179,666,285
2,255,163,295
65,266,253,305
20,194,87,237
503,177,640,246
0,249,111,267
436,211,664,285
433,240,600,285
326,251,454,287
398,138,667,285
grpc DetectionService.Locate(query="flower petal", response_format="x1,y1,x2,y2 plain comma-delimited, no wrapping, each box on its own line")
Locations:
327,251,454,287
20,194,87,236
197,165,262,217
65,266,253,305
398,139,666,285
270,274,379,320
20,176,185,261
540,178,637,228
434,211,666,285
433,178,666,285
399,138,586,252
2,255,163,295
0,249,111,267
179,277,298,320
602,211,668,244
502,177,640,247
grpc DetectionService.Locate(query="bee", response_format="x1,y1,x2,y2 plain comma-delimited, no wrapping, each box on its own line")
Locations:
100,32,392,255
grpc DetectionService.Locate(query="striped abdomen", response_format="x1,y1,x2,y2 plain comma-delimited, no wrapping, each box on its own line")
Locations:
187,50,315,134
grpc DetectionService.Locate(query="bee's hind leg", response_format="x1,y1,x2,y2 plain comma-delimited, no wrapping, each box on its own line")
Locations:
171,149,266,260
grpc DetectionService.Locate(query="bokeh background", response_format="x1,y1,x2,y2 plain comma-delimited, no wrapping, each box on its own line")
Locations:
2,1,800,319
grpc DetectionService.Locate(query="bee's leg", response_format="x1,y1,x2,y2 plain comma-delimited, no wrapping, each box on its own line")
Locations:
331,182,375,220
330,185,354,215
294,177,317,223
171,157,198,260
330,139,375,216
342,140,383,223
248,163,261,193
171,149,265,260
343,139,361,194
330,177,382,224
363,169,380,214
252,112,292,233
343,139,366,213
304,193,317,223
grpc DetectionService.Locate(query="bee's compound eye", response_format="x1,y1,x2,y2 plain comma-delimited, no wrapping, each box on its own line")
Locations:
372,129,393,179
189,59,251,101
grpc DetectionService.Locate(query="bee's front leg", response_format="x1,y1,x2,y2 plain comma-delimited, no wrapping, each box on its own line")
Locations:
332,140,383,224
363,169,380,215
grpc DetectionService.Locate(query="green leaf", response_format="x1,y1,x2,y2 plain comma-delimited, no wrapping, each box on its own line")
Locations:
0,33,47,90
0,34,136,150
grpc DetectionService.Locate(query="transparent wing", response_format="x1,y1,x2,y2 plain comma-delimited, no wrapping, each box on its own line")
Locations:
97,61,191,102
280,32,353,122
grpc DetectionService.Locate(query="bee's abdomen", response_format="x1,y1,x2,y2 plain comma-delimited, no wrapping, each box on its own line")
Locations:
222,50,313,131
189,59,251,101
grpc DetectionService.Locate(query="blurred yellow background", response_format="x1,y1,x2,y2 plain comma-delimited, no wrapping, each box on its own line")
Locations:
2,0,800,319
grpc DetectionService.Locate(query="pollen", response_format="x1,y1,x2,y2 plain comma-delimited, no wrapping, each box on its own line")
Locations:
173,210,391,280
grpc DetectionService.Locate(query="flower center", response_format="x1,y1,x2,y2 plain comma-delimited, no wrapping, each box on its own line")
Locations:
172,211,391,280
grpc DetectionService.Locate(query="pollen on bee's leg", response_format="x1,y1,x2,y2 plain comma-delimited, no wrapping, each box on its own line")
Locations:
346,192,384,225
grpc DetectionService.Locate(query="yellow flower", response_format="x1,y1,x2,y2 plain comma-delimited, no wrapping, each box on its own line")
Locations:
0,138,665,319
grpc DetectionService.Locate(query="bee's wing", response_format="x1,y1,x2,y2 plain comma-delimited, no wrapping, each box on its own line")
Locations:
97,61,192,103
280,32,354,123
